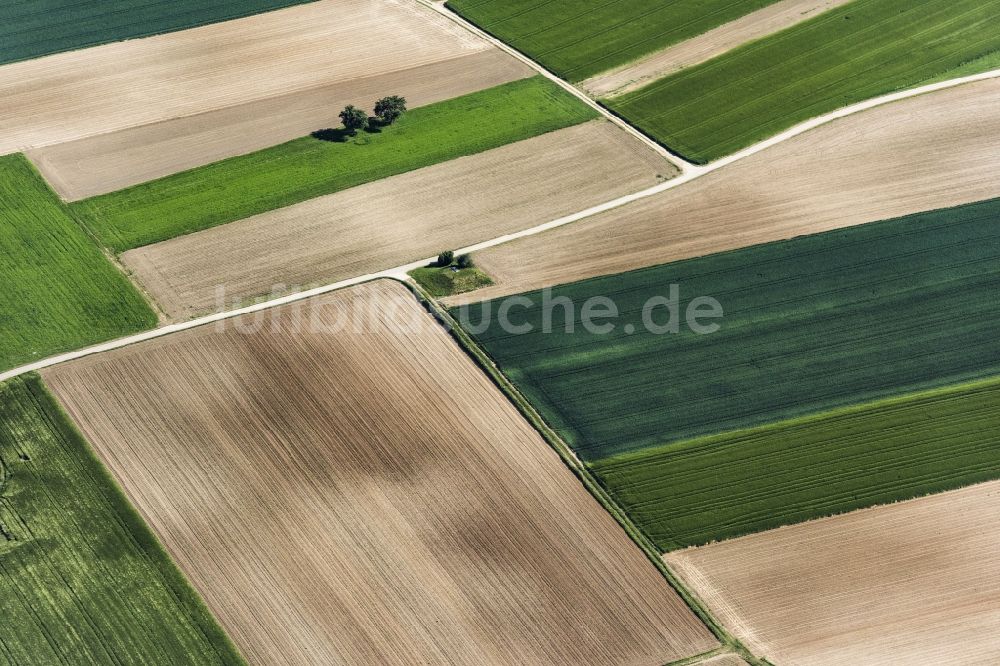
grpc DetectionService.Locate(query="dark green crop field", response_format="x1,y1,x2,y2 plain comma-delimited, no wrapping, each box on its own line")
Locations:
73,77,597,252
446,0,780,82
0,0,315,65
606,0,1000,163
0,375,243,665
457,198,1000,461
0,155,156,373
593,377,1000,551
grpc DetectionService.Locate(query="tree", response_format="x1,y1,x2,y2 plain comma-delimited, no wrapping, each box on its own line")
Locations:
456,253,474,269
434,250,454,267
339,105,368,134
374,95,407,125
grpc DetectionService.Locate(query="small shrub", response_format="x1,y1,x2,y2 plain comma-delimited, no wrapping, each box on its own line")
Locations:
456,253,474,269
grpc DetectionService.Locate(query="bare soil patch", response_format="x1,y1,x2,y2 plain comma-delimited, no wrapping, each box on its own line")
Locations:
666,480,1000,666
447,78,1000,305
1,0,530,194
43,280,716,666
582,0,854,98
122,121,673,320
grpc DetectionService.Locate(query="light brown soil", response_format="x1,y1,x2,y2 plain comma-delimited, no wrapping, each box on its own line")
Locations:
2,0,531,196
42,280,716,666
582,0,853,98
666,481,1000,666
121,120,674,320
28,50,530,200
447,78,1000,306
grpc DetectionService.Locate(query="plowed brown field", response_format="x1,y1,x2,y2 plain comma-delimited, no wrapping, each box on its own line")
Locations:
43,281,716,665
3,0,530,198
666,481,1000,666
446,78,1000,305
122,121,673,320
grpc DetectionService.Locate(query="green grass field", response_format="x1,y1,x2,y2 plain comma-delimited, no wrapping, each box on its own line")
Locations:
0,375,243,665
72,77,598,252
0,0,315,65
457,198,1000,461
606,0,1000,163
593,376,1000,551
409,266,494,298
0,155,156,373
446,0,780,81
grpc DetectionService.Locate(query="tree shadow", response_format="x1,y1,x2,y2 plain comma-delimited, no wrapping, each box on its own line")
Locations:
311,128,353,143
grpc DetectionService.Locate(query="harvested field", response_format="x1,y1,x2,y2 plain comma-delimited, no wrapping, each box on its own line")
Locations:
75,77,598,252
457,197,1000,460
0,0,313,65
666,481,1000,665
0,375,241,665
449,78,1000,305
2,0,530,186
446,0,782,81
42,280,717,666
122,121,672,320
582,0,853,98
29,50,530,201
594,375,1000,550
607,0,1000,162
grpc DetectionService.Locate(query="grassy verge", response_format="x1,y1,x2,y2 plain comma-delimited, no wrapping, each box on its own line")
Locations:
605,0,1000,163
0,0,316,65
0,154,156,373
72,77,598,252
409,266,493,298
593,375,1000,550
446,0,780,82
454,197,1000,461
0,375,244,665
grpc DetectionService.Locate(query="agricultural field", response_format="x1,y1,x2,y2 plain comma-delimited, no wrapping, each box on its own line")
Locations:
0,375,241,665
668,480,1000,665
30,50,529,201
594,376,1000,550
581,0,853,98
458,197,1000,459
0,0,314,65
606,0,1000,162
72,77,597,252
121,120,671,320
42,281,717,665
446,0,783,81
0,155,155,374
4,0,531,196
450,77,1000,305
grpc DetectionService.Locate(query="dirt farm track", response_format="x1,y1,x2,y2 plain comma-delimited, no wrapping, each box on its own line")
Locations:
43,281,716,665
667,480,1000,666
1,0,531,198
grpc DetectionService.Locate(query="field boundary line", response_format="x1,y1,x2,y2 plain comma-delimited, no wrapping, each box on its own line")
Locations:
403,279,772,666
4,67,999,383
